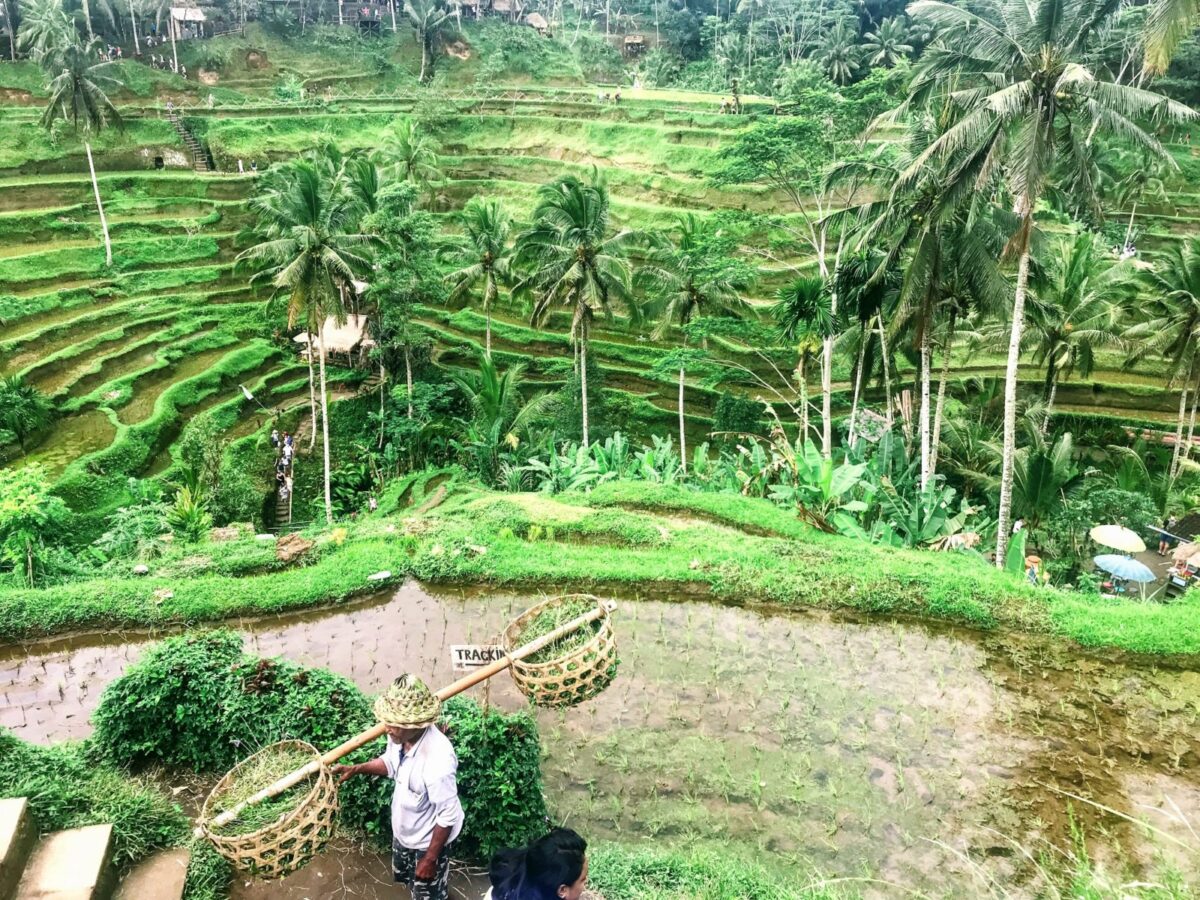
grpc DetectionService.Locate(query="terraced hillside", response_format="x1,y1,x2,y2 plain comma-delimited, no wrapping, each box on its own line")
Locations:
3,24,1200,533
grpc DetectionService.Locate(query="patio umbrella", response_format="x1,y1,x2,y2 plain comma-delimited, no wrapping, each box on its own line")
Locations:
1089,524,1147,554
1094,554,1157,599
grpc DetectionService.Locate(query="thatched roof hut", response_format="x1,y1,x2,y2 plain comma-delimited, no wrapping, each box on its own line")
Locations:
525,11,549,32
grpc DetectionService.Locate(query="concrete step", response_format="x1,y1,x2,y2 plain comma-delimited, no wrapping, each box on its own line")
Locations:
0,799,35,900
114,848,189,900
16,824,114,900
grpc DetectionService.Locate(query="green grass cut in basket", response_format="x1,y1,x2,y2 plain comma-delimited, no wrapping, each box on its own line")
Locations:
208,745,317,837
517,598,602,665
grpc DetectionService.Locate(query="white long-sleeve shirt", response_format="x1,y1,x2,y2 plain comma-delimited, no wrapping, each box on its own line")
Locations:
381,726,465,851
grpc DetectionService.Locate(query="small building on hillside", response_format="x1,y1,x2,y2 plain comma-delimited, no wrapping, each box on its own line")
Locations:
623,34,646,56
460,0,481,18
490,0,522,19
525,12,549,34
169,6,207,40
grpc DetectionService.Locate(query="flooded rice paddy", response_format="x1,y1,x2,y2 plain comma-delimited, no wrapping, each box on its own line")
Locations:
1,581,1197,895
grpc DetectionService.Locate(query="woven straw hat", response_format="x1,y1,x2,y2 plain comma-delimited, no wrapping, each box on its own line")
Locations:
374,674,441,728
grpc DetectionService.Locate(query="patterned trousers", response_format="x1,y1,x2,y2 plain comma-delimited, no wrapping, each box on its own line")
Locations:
392,841,450,900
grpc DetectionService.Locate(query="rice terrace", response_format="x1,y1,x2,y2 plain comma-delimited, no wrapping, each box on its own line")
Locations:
4,0,1200,896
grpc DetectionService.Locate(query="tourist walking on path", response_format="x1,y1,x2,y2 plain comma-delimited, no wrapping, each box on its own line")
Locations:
270,428,280,449
333,676,464,900
486,828,589,900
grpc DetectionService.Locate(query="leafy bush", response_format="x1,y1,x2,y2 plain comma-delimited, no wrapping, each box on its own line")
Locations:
0,730,186,870
712,391,765,437
441,697,547,860
91,632,547,856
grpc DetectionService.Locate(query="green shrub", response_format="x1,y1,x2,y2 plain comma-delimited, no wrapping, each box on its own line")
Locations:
91,632,547,857
441,697,547,860
0,730,187,870
182,839,232,900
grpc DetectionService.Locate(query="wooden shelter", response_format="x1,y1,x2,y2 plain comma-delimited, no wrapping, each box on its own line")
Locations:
525,11,549,33
623,34,646,56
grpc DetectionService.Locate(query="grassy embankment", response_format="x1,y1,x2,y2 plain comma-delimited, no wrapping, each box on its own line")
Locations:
0,479,1195,657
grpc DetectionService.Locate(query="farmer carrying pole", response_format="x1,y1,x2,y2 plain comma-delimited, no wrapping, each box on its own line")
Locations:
334,675,463,900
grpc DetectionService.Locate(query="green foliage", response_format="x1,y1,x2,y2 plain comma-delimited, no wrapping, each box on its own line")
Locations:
0,376,55,452
181,840,232,900
93,480,170,563
0,730,186,870
167,484,212,543
712,391,765,436
0,464,70,587
440,697,547,860
588,843,841,899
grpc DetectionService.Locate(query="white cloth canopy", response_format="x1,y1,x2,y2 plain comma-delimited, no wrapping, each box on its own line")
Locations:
170,7,207,21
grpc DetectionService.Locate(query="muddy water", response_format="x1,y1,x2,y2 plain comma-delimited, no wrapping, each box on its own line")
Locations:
1,582,1198,895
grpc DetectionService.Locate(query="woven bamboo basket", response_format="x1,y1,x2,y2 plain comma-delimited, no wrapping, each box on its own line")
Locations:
503,595,618,708
199,740,338,878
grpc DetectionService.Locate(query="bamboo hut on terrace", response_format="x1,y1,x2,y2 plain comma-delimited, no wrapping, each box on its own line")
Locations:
294,314,376,367
525,11,549,34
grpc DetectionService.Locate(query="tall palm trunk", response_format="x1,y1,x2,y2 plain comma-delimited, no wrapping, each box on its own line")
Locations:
306,324,318,451
678,365,687,474
1171,386,1188,480
405,345,414,418
5,0,15,61
1042,375,1057,436
169,16,178,71
419,30,431,82
798,354,810,446
1123,201,1138,249
580,335,590,447
485,309,492,358
81,0,94,38
129,0,141,54
378,361,386,448
821,334,833,459
338,0,344,25
930,340,952,478
390,0,397,31
317,321,333,525
995,234,1032,570
85,143,112,267
919,325,932,489
847,326,867,446
877,312,893,427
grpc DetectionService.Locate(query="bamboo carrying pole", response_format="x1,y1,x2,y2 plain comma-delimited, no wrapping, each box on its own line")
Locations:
200,600,616,834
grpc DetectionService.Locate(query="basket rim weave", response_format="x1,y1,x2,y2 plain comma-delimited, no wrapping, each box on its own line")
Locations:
200,739,326,843
501,593,609,667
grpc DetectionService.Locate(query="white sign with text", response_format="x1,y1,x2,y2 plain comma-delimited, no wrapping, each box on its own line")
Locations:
450,644,506,672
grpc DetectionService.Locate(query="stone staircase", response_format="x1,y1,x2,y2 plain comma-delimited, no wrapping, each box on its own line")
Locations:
0,798,188,900
165,112,214,173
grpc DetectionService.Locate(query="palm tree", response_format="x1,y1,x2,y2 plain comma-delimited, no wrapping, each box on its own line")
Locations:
774,275,835,447
900,0,1195,567
238,161,374,524
0,376,54,454
378,118,439,191
650,214,752,470
403,0,457,82
515,175,641,447
1104,151,1170,251
16,0,73,61
1127,237,1200,479
38,33,122,268
452,351,552,483
863,17,913,67
1022,234,1129,432
816,22,860,85
444,197,513,358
